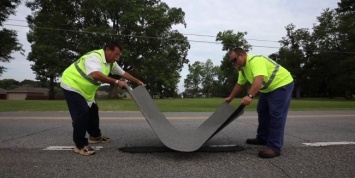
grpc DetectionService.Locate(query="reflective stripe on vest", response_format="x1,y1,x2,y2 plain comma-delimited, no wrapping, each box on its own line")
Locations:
241,55,280,90
61,49,112,101
74,51,102,86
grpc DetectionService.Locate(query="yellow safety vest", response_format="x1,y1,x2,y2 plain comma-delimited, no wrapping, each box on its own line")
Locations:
237,54,293,93
61,49,112,101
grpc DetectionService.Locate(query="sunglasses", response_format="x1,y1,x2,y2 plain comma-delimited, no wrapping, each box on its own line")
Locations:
231,54,240,64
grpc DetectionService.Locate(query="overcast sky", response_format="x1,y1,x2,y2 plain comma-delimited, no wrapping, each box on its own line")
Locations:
1,0,339,92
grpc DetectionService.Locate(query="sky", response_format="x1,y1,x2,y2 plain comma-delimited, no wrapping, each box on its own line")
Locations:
1,0,339,92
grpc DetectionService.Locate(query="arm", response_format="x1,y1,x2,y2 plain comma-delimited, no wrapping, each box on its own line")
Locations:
85,56,126,88
241,75,264,105
90,71,125,88
122,72,144,86
225,83,244,103
110,62,144,86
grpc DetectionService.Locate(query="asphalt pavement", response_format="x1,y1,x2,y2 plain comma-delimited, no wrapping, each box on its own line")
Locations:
0,110,355,178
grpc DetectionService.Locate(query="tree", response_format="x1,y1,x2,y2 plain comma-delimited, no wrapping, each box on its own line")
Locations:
184,59,220,97
102,0,190,97
184,61,203,97
312,7,355,98
0,79,20,89
335,0,355,98
0,0,23,76
26,0,189,99
68,0,189,98
20,79,44,87
201,59,217,97
270,24,315,98
215,30,252,96
310,9,341,98
26,0,81,99
210,65,226,97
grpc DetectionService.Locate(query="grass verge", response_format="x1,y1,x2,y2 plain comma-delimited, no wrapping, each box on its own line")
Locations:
0,98,354,112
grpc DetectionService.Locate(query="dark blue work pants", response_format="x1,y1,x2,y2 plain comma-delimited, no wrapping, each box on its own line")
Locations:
62,89,101,148
256,82,294,153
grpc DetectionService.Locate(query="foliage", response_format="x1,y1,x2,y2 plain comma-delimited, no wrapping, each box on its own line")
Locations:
26,0,189,99
184,59,221,97
26,0,81,99
335,0,355,98
215,30,252,96
0,0,20,24
0,79,44,89
0,0,23,76
9,0,355,99
200,59,217,97
269,2,355,99
184,61,203,96
101,0,190,97
270,24,315,98
310,4,355,98
0,78,20,89
20,79,44,87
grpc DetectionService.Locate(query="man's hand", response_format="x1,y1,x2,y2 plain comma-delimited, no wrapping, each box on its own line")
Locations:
137,80,145,86
241,95,253,105
116,80,127,89
224,96,233,103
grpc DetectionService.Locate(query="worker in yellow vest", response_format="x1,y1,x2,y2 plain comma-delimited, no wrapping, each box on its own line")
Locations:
225,47,294,158
60,40,144,156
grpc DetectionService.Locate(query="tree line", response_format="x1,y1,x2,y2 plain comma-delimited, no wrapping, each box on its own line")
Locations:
1,0,355,99
184,1,355,99
0,78,116,98
0,79,43,90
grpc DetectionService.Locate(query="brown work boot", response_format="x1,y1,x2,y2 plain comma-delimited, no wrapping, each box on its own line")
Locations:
258,147,280,158
246,138,267,145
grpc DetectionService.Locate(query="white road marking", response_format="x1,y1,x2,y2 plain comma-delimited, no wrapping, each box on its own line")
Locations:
43,146,103,151
303,141,355,146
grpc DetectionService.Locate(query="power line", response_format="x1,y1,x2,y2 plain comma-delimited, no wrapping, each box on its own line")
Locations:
179,32,280,43
3,23,355,54
6,19,280,43
3,23,281,48
7,19,27,22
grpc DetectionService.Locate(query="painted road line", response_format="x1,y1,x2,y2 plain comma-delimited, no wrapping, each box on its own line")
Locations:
43,146,103,151
303,141,355,146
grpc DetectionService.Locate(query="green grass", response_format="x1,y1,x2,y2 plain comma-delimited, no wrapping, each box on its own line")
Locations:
0,98,354,112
